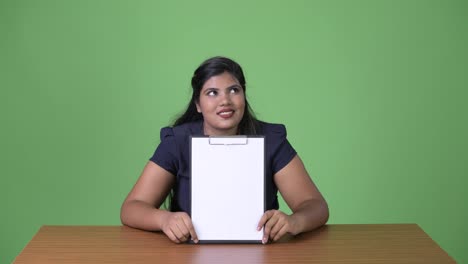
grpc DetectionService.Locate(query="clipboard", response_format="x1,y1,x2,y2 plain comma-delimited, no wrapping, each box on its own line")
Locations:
190,136,265,243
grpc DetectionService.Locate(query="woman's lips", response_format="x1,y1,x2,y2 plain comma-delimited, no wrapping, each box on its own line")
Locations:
218,110,234,118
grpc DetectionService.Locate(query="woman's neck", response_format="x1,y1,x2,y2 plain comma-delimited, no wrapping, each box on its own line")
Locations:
203,123,239,136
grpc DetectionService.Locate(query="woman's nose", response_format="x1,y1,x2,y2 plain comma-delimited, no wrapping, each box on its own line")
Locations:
220,92,232,105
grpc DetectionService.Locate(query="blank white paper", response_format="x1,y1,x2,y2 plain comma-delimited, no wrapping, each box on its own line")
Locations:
191,136,264,242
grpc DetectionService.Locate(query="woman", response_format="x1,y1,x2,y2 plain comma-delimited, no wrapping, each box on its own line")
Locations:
121,56,329,244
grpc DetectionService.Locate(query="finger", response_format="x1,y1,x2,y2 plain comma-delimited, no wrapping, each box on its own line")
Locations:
169,221,187,242
273,225,289,242
257,210,273,231
181,216,198,243
162,219,181,243
175,221,190,242
263,213,279,234
263,214,279,244
269,217,284,241
167,229,182,244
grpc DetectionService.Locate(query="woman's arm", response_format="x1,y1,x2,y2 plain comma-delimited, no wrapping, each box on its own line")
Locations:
258,155,329,243
120,161,198,243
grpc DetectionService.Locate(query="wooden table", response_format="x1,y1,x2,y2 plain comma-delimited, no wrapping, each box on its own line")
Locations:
14,224,454,263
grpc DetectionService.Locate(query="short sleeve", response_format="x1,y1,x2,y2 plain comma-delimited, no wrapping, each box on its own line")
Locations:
267,124,297,174
149,127,178,175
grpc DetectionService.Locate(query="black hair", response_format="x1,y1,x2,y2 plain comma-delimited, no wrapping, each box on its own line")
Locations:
173,56,260,134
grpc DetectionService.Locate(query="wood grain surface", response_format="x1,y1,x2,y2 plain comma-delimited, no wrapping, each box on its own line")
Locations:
14,224,455,263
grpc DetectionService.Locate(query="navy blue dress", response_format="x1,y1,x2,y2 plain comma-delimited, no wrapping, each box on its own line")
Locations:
150,120,297,213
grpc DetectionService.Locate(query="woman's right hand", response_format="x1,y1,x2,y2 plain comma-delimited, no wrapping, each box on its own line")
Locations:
161,212,198,243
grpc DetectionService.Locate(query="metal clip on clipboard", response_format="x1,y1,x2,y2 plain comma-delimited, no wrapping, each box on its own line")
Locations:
208,136,248,145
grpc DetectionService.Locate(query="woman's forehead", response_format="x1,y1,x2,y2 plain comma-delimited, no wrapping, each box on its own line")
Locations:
202,72,240,89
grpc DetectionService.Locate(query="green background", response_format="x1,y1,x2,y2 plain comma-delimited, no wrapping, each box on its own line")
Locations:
1,0,467,262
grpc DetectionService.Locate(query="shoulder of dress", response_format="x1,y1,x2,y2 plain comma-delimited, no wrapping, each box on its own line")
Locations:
258,121,287,136
165,121,203,138
159,126,174,141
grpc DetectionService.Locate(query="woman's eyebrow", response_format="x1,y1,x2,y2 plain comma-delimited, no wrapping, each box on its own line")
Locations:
226,84,241,89
204,84,240,90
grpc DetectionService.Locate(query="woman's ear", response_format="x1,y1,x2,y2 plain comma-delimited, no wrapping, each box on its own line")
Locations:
196,102,201,113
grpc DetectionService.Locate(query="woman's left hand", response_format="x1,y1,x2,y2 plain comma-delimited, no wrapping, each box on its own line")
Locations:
257,210,297,244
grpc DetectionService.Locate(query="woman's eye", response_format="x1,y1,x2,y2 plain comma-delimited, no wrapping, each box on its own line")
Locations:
230,87,240,94
207,90,217,96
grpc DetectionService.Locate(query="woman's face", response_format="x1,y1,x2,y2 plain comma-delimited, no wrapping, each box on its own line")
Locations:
196,72,245,136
